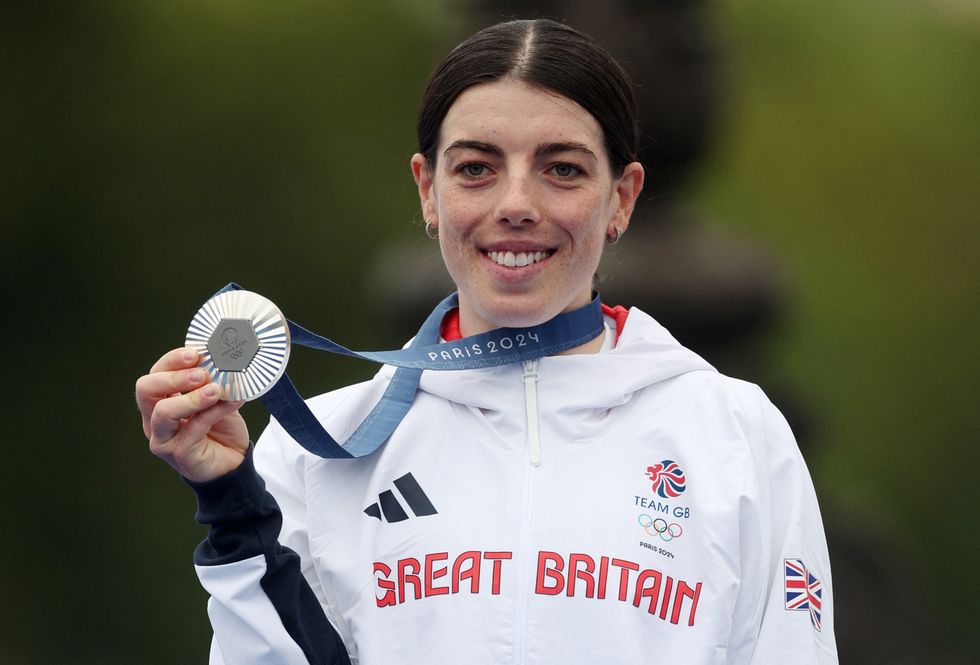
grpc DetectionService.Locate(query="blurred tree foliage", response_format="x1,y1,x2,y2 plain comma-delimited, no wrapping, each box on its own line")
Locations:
0,0,975,663
1,1,458,663
693,1,979,658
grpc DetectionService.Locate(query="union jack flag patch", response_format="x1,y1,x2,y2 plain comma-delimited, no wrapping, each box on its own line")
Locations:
784,558,823,631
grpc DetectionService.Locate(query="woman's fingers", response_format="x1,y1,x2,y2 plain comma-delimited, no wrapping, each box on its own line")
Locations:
136,348,207,437
137,366,207,397
136,368,210,433
150,347,201,374
151,399,248,482
149,383,222,443
139,347,249,482
179,399,246,447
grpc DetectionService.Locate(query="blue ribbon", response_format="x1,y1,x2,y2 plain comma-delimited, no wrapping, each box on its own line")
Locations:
215,283,605,458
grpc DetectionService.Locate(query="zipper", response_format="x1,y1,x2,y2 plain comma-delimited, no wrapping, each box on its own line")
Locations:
515,359,541,664
522,359,541,466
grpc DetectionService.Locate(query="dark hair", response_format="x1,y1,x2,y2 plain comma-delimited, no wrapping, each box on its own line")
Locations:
417,19,640,176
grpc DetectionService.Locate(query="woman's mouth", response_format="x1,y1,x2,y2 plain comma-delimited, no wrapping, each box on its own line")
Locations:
485,249,554,267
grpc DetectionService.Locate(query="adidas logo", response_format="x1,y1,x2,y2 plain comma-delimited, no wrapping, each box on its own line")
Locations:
364,472,438,523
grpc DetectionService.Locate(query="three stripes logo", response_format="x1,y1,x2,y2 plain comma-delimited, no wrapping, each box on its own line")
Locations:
364,472,438,523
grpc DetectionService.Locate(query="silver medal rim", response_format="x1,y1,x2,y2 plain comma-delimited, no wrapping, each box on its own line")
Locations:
185,290,291,401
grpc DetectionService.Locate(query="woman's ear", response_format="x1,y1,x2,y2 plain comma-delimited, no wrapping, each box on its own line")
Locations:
411,153,437,224
608,161,645,237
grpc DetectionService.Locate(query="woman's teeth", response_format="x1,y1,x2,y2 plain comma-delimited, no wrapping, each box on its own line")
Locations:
487,250,550,267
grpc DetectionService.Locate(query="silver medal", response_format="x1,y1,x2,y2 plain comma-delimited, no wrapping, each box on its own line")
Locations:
185,290,291,401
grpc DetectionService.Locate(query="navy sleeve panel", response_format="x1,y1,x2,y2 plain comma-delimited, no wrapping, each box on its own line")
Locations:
187,447,275,565
185,448,352,665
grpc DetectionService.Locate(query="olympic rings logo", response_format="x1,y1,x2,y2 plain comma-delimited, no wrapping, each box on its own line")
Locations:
637,514,683,541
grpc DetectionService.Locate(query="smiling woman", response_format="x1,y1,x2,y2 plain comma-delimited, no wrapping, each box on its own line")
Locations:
136,18,838,665
413,78,644,338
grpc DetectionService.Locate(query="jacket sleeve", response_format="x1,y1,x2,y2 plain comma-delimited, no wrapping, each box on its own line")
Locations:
729,387,839,665
187,436,352,665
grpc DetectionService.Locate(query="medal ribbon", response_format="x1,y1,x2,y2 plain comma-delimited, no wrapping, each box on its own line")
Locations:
215,283,605,458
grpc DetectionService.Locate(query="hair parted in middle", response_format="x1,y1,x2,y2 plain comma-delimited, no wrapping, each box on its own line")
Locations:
416,19,640,176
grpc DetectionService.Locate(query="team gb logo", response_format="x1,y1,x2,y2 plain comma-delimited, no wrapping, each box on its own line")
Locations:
646,460,687,498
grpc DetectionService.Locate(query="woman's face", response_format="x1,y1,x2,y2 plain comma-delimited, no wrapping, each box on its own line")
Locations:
412,78,643,335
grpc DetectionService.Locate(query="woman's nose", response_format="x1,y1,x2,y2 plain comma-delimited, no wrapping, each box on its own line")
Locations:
495,173,539,226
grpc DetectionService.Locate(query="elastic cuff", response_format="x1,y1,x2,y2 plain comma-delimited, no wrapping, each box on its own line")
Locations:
183,444,270,525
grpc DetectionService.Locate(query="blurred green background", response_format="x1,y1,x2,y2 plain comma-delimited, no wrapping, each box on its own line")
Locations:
1,1,975,663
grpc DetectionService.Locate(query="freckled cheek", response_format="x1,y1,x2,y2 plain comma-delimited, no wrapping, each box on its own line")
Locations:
555,212,606,244
436,194,487,230
550,195,608,229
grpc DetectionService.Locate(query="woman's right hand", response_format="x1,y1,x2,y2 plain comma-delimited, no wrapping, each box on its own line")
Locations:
136,347,249,483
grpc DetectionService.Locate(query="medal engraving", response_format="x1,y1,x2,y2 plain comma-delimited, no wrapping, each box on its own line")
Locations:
185,290,290,401
207,319,259,372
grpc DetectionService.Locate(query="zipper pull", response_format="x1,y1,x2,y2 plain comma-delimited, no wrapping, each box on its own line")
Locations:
522,360,541,466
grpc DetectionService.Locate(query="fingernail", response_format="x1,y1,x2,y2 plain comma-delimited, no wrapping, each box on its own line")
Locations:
183,348,199,363
203,384,220,398
189,370,205,383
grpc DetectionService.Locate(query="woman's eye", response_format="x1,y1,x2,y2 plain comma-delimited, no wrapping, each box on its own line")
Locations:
550,163,582,179
460,163,489,177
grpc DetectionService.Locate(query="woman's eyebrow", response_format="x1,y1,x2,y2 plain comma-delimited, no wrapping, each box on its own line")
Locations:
442,139,598,163
443,140,502,157
535,141,598,162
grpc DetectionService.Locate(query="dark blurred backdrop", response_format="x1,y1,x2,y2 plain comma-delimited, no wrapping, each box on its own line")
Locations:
1,1,976,663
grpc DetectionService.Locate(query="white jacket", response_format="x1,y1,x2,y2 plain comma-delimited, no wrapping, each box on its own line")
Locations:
192,307,838,664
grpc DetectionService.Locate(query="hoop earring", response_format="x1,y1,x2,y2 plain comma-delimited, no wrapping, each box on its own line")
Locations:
425,220,438,239
606,227,624,245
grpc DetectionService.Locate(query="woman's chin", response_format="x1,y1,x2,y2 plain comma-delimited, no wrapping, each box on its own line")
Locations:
462,296,568,333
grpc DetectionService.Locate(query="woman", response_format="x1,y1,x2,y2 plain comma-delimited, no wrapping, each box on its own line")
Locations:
136,19,837,665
